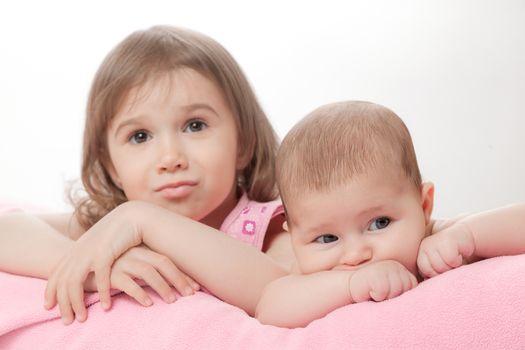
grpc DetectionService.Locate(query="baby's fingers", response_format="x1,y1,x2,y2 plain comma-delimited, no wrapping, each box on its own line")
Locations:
417,251,437,278
399,270,418,293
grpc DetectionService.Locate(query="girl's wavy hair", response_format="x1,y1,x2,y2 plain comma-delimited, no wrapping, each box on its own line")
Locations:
72,25,279,229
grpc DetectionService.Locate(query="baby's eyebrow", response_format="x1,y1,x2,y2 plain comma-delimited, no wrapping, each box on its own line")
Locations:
357,205,386,217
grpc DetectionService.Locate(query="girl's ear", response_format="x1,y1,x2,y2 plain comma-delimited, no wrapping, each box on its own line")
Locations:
421,182,435,226
236,139,255,170
105,161,123,189
282,220,289,232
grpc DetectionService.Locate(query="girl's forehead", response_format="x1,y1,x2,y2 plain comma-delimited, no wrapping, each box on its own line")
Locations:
112,68,229,123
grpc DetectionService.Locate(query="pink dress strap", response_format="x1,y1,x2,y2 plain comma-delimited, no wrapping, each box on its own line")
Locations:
220,193,284,251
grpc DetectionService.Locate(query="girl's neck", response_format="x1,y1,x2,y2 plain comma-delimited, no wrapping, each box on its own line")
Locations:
199,188,239,230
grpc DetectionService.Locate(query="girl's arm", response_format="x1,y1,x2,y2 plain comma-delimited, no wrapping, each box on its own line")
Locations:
418,203,525,278
0,211,199,324
255,260,418,328
0,212,76,278
45,200,289,320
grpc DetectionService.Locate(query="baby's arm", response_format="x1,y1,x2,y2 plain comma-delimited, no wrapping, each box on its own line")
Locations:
256,260,417,328
418,203,525,278
463,203,525,258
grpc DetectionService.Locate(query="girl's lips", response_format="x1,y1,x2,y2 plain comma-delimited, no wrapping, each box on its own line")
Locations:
155,181,197,199
158,185,195,199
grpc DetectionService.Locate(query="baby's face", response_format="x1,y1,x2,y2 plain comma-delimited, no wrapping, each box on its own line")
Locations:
287,173,433,276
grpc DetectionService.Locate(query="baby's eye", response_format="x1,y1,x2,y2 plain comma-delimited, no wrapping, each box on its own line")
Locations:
314,234,339,244
129,131,151,144
368,217,391,231
184,120,208,133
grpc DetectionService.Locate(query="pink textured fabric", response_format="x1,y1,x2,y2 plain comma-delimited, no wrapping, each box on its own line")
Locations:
1,255,525,349
1,201,524,348
220,193,284,250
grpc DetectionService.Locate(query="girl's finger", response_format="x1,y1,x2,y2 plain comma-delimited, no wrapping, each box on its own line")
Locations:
155,263,195,297
57,285,74,325
184,274,200,291
112,273,153,307
44,277,58,310
131,263,177,303
95,266,112,310
69,283,87,322
139,249,196,296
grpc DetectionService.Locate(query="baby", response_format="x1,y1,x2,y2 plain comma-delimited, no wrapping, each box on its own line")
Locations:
256,101,525,328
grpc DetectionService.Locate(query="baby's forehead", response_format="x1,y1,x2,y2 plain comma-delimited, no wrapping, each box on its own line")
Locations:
284,176,419,227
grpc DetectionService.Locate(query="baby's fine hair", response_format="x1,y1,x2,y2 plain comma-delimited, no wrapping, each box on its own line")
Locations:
73,25,279,229
276,101,422,218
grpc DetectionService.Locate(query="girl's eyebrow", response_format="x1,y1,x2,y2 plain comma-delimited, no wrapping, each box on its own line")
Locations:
181,103,220,118
113,116,144,137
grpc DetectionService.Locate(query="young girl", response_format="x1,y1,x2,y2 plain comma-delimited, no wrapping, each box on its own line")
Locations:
255,101,525,327
0,25,294,325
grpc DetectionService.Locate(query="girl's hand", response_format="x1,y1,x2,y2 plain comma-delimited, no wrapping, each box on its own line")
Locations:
417,221,476,278
349,260,418,303
109,246,200,306
43,201,198,324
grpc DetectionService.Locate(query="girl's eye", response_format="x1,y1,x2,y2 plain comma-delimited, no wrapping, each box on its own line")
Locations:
314,234,339,244
129,131,151,144
184,120,207,133
368,217,391,231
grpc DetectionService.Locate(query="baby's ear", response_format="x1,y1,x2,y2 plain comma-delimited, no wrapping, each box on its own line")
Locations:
282,221,289,232
421,182,435,226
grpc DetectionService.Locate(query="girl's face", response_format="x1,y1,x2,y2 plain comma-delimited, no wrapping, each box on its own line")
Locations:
289,172,434,277
106,68,241,229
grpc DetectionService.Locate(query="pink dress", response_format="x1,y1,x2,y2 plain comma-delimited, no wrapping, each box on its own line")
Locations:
220,193,284,251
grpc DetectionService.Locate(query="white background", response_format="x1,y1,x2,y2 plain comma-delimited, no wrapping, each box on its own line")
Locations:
0,0,524,218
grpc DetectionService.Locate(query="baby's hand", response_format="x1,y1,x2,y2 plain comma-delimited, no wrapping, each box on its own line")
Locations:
417,221,475,279
349,260,418,303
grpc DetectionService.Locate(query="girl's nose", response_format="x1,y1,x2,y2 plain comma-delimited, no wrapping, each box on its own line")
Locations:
339,237,372,267
157,140,188,173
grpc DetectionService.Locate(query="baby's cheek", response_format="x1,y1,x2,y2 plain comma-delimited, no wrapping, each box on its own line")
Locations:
296,251,334,274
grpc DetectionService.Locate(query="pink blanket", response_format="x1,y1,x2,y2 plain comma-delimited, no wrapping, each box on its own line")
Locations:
1,254,524,349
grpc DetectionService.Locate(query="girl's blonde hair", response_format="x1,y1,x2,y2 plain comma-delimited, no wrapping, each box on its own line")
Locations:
277,101,422,223
74,25,278,229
